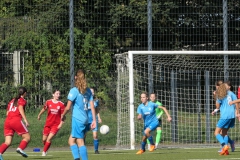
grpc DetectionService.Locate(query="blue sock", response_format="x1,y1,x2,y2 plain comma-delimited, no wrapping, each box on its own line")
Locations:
70,144,80,159
228,136,233,144
147,136,154,145
141,141,146,150
79,145,88,160
94,139,99,151
216,134,225,146
223,136,229,146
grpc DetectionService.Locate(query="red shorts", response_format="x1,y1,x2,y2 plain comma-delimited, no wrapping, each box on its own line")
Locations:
4,118,28,136
43,125,59,136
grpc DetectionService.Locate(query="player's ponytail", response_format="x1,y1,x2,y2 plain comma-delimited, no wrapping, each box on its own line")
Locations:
213,80,224,101
75,69,87,94
216,83,227,100
215,80,223,86
13,87,27,107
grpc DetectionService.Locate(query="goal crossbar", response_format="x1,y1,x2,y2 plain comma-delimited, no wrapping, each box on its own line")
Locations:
128,50,240,150
129,50,240,55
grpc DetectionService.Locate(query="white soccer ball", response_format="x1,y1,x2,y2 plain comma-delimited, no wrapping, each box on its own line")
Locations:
100,125,109,135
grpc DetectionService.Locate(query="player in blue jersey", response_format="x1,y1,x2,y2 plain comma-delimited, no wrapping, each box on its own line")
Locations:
61,69,96,160
136,92,171,154
147,93,171,150
85,88,102,154
212,80,235,153
213,81,239,156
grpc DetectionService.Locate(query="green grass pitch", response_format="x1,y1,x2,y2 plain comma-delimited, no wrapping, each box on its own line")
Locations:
1,147,240,160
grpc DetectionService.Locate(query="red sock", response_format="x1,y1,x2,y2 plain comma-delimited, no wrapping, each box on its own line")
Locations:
0,143,9,154
18,140,28,150
43,142,51,152
43,140,46,145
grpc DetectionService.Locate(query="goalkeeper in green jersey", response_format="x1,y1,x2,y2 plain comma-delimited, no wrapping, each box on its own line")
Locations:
147,93,172,150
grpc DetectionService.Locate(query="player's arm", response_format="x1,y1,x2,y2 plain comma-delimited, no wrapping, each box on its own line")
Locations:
137,114,142,120
229,99,240,105
137,106,142,120
95,107,102,123
158,106,172,122
19,105,29,127
61,100,72,121
97,113,102,123
212,101,220,116
58,104,66,128
235,102,240,121
37,107,46,120
57,120,64,129
90,100,96,129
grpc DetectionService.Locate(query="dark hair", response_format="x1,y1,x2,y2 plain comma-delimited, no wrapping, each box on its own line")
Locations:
13,87,27,107
224,80,233,91
52,89,60,94
141,91,148,98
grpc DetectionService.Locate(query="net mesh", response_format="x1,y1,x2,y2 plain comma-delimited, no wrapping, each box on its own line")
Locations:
116,52,240,149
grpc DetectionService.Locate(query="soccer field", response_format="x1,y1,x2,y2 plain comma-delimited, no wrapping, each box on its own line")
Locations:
2,147,240,160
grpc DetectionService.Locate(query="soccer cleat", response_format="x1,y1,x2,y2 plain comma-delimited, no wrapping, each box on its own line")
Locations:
0,154,3,160
224,150,229,155
230,140,235,152
149,145,155,152
218,147,222,153
136,149,145,154
42,151,47,156
16,148,28,158
155,144,158,150
95,150,99,154
219,145,229,155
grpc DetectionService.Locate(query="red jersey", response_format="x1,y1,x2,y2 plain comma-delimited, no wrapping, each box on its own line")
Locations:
6,97,27,120
44,99,65,126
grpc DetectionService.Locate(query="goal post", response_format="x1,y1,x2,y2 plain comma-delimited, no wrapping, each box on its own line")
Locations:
116,51,240,150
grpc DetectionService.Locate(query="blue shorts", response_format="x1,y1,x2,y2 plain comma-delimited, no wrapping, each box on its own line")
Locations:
217,118,235,129
143,120,159,134
71,117,87,139
86,122,98,132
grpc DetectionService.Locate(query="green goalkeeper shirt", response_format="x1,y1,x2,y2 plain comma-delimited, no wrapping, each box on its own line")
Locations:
155,101,164,119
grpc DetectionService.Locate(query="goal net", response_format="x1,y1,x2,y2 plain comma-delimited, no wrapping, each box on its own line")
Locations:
115,51,240,150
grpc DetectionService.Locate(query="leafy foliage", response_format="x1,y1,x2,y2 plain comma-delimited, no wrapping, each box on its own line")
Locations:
0,0,239,109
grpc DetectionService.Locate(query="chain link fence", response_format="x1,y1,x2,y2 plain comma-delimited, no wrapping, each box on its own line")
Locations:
0,0,239,148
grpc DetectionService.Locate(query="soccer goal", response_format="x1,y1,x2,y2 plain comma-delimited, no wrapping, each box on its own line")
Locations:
115,51,240,150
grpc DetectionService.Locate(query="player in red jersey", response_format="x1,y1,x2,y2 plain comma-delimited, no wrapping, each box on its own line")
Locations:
0,87,30,160
37,89,65,156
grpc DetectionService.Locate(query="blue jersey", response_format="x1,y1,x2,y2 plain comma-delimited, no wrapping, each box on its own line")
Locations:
137,101,159,127
217,91,237,119
87,99,99,123
67,87,93,124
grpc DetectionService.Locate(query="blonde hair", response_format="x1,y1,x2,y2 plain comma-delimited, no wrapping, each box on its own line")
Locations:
216,83,227,99
75,69,87,94
213,80,224,101
215,80,223,86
